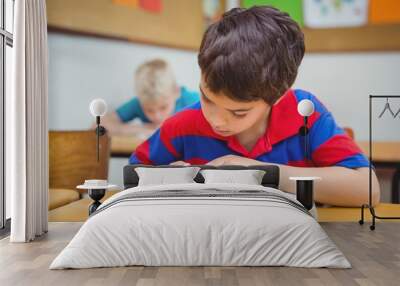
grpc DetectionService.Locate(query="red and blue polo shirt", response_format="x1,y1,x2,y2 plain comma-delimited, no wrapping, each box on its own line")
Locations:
129,89,369,169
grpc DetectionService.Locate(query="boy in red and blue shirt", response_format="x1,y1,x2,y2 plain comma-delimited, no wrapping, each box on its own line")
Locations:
129,6,380,207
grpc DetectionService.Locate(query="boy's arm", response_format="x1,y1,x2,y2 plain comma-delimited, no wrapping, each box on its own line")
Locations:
129,122,183,165
297,110,380,207
278,164,379,207
130,106,202,165
92,97,158,136
207,155,379,207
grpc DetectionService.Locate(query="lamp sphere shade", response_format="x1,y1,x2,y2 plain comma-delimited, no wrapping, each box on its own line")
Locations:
297,99,315,117
89,99,107,117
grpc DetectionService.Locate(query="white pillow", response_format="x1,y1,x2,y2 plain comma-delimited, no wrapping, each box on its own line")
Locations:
136,167,201,186
200,169,266,185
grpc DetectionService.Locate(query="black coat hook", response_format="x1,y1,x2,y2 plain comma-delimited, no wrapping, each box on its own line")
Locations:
378,98,395,118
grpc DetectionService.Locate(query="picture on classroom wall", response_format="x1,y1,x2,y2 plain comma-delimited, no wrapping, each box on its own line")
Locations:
369,0,400,25
303,0,369,28
242,0,304,26
112,0,163,13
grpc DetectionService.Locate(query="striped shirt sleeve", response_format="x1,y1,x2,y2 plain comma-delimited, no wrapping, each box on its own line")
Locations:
309,112,369,168
129,124,183,165
116,97,143,123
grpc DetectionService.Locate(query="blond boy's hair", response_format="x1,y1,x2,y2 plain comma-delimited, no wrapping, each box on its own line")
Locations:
134,59,178,102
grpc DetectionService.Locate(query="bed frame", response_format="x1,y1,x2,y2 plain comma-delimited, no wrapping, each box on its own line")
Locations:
123,164,280,189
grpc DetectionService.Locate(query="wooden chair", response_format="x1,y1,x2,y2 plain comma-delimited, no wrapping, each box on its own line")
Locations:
49,130,111,210
343,127,354,139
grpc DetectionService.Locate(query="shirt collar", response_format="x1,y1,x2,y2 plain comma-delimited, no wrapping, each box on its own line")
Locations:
198,89,319,159
268,89,306,146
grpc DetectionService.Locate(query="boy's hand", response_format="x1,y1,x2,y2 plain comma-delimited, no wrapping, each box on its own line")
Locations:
169,161,191,166
207,155,260,166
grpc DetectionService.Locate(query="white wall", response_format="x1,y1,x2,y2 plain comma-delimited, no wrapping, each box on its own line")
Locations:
48,32,400,187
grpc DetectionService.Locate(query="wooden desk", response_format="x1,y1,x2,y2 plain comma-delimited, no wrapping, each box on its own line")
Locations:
49,190,119,222
111,136,143,158
357,141,400,162
317,203,400,222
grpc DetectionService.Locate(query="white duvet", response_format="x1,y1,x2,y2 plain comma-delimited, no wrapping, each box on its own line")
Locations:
50,183,350,269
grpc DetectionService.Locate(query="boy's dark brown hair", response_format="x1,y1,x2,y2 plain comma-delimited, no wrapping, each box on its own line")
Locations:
198,6,305,105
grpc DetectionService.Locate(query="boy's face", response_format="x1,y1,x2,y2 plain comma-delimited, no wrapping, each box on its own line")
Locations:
140,89,179,125
199,77,271,137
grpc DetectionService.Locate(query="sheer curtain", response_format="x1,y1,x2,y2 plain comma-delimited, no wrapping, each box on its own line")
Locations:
8,0,48,242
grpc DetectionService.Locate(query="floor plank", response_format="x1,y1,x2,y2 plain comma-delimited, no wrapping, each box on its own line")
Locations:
0,222,399,286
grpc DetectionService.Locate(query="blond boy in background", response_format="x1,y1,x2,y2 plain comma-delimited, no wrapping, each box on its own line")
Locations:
101,59,199,137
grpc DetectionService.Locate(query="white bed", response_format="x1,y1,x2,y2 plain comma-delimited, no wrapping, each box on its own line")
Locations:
50,183,350,269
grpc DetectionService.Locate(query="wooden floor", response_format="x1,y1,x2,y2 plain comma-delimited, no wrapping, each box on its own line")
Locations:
0,222,399,286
